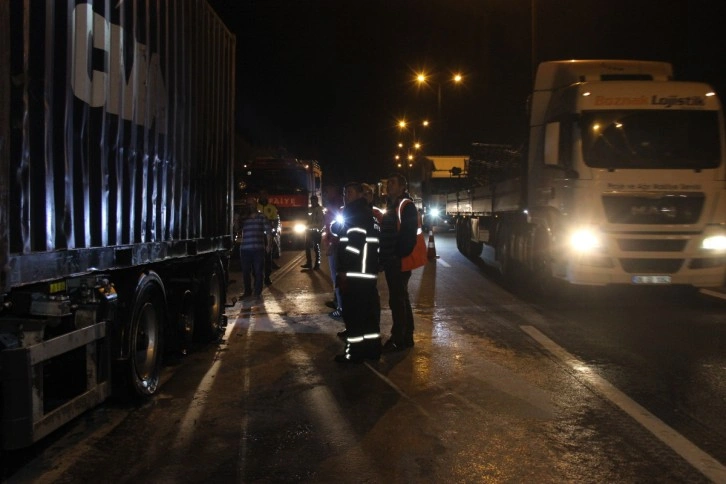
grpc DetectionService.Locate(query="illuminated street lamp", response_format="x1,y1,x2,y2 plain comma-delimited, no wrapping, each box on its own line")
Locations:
397,118,429,148
395,118,427,169
414,70,464,119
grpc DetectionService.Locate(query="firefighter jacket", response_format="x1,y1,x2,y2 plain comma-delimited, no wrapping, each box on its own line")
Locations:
331,197,380,281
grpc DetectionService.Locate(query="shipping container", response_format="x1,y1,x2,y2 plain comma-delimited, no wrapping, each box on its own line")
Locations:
0,0,235,449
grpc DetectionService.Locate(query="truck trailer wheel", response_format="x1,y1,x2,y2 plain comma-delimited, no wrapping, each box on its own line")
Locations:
496,237,512,278
128,273,165,397
455,219,464,251
195,258,226,342
468,240,483,258
531,227,567,299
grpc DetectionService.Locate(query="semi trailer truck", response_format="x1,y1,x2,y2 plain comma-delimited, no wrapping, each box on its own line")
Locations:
0,0,235,448
449,60,726,291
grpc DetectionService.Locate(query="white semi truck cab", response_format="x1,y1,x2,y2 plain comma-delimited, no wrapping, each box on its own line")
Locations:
453,60,726,288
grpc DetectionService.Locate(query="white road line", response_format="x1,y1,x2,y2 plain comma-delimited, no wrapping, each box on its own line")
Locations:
236,296,376,478
700,288,726,301
436,258,451,268
521,325,726,483
172,322,237,451
364,363,433,419
238,303,256,481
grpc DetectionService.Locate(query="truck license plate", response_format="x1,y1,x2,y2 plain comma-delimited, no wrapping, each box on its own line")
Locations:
631,275,671,284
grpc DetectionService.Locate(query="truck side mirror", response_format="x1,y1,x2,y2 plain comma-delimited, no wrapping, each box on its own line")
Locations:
544,122,560,166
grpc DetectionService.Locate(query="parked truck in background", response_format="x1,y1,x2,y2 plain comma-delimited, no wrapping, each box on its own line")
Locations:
236,158,322,248
0,0,235,449
450,60,726,291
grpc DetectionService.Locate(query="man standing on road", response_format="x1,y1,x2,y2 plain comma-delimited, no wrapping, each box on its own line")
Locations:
331,182,381,363
380,173,418,352
322,185,344,318
240,196,272,300
257,190,280,284
301,195,324,270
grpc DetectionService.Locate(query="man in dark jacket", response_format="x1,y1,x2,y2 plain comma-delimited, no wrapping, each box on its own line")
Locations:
331,182,381,363
380,173,418,352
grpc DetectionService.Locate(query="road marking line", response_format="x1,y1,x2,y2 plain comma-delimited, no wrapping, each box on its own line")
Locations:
700,288,726,301
173,322,237,451
437,258,451,268
520,325,726,483
238,303,256,480
237,296,376,477
364,362,432,419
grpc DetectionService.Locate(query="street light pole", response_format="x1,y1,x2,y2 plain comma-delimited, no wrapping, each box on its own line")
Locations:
414,71,463,153
395,118,429,190
531,0,537,86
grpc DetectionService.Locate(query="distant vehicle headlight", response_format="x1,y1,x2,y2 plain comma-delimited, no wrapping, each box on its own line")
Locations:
293,223,307,234
569,227,603,253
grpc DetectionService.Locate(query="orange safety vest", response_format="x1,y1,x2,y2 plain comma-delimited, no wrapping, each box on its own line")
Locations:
396,199,428,271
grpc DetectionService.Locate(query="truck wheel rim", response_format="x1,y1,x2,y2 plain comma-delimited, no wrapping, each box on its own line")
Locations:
209,271,222,329
134,302,160,383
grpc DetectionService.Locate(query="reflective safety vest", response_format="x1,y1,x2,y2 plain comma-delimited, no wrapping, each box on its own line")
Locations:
397,199,428,271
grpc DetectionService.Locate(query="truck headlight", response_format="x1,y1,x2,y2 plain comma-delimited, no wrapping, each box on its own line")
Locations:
569,227,603,253
293,223,307,234
702,235,726,251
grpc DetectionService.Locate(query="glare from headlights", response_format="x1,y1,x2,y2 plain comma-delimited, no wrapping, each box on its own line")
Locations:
293,223,307,234
430,208,440,218
335,214,344,224
702,235,726,251
569,228,602,253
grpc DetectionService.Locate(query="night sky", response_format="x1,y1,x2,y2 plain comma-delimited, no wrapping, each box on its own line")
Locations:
207,0,726,186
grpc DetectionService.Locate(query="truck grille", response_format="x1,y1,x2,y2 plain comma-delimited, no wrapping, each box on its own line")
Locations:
617,239,687,252
602,194,704,224
619,258,684,273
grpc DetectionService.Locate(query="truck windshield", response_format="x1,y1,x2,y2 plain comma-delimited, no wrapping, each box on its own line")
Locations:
579,110,721,169
239,167,309,195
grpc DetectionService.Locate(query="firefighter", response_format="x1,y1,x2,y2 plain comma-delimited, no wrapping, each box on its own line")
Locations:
331,182,381,363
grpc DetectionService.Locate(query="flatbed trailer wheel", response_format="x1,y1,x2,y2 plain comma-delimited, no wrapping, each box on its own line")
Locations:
497,236,511,278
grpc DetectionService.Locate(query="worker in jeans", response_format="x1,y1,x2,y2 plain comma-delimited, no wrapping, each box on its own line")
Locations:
257,190,280,284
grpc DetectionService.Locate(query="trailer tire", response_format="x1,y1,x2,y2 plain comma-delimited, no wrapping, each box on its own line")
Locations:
128,273,165,397
469,240,483,258
530,227,567,299
497,236,511,278
195,258,226,342
455,218,464,251
178,289,195,347
462,223,472,256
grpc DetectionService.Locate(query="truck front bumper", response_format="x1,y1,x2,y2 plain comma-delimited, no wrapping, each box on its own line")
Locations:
556,256,726,287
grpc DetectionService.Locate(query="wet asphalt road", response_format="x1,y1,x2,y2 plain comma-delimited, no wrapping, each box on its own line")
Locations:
7,232,726,483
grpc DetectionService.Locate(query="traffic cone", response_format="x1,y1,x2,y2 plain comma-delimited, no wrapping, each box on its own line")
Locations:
427,229,438,260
